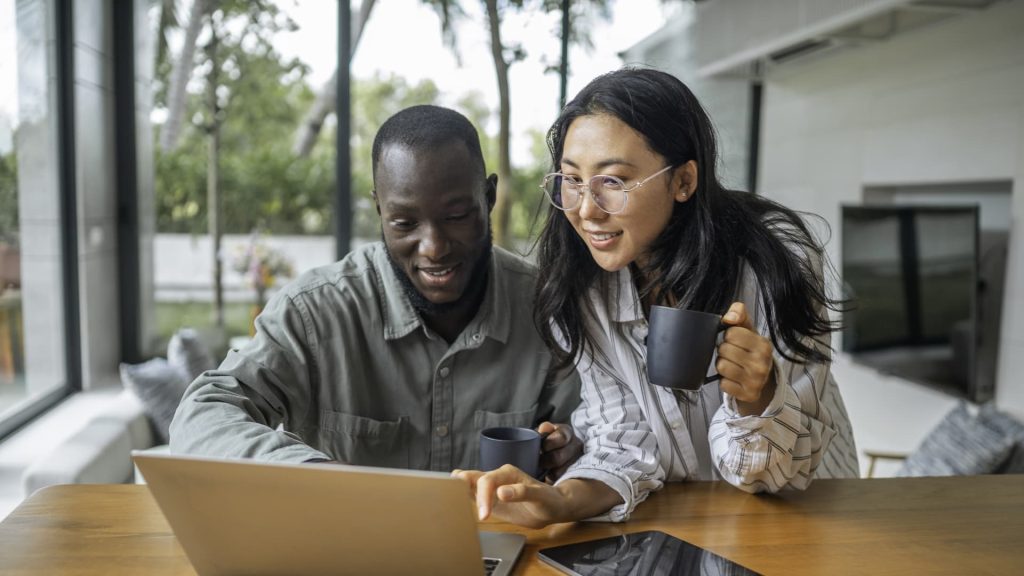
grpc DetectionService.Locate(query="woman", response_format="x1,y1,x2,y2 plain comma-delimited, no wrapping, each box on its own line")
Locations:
454,68,858,528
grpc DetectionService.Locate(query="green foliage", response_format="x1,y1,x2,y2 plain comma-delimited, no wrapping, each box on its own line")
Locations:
508,128,551,240
0,152,18,244
151,2,557,244
349,73,442,239
155,2,333,235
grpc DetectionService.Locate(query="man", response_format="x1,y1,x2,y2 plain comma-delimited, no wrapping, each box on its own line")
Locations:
169,105,581,475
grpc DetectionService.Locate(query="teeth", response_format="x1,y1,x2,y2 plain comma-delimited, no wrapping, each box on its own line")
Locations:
592,232,619,241
423,268,454,277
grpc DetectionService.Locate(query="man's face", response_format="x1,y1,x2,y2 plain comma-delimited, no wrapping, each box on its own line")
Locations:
375,141,495,313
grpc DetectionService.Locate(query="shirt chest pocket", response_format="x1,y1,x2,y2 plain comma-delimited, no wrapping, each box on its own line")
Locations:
473,404,537,431
317,410,409,469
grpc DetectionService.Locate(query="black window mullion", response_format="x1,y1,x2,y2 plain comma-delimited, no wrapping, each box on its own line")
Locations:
113,0,140,364
57,0,81,392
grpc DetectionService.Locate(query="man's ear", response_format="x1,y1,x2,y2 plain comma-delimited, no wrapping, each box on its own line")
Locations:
673,160,698,203
485,174,498,211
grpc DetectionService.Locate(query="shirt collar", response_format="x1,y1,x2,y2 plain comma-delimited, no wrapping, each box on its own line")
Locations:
605,266,645,324
469,246,512,344
372,242,510,344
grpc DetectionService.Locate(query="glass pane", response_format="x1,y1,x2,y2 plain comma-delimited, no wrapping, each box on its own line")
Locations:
916,211,975,341
842,212,909,349
136,1,338,357
0,0,68,422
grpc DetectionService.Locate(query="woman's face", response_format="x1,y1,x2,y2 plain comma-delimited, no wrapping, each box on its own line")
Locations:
559,113,691,272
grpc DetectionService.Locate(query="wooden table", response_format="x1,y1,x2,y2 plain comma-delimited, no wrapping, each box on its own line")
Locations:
1,476,1021,575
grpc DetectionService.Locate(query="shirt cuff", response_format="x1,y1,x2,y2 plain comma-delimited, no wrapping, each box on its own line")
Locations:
721,364,787,424
555,465,640,523
260,444,332,464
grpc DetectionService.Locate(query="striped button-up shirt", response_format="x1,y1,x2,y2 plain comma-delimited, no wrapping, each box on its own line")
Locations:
557,261,859,522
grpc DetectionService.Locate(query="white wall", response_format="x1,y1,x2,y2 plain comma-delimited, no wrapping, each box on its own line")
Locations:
620,11,752,191
758,0,1024,468
152,234,339,302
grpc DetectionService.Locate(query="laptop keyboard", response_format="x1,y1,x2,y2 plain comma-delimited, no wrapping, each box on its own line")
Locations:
483,557,501,575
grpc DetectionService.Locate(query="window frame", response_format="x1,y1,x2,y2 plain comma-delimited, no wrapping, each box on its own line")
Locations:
0,0,81,441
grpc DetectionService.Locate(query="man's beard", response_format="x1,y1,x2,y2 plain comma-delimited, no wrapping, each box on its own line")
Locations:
384,228,493,318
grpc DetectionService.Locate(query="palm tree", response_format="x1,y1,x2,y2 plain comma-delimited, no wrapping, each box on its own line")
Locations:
423,0,609,247
292,0,610,246
291,0,378,157
160,0,211,152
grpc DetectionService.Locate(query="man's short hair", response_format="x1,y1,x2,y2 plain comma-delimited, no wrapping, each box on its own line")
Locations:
371,105,486,181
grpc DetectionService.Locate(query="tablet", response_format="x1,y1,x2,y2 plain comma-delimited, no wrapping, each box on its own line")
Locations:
538,530,762,576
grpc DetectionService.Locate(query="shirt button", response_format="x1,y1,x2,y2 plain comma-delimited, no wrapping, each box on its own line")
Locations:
435,424,449,437
671,422,681,430
439,366,451,378
472,333,482,342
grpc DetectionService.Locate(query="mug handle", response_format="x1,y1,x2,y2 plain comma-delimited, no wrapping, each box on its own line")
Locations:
536,429,553,482
704,322,729,384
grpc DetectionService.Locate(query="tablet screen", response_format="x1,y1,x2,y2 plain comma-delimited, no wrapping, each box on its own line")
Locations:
538,530,761,576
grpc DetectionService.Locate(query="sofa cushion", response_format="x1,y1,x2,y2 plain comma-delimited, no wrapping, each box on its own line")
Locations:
897,403,1015,477
167,328,217,380
119,358,190,445
22,419,134,495
98,388,156,450
980,404,1024,474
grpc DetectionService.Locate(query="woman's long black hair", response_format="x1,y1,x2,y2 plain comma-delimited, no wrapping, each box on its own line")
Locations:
535,67,843,370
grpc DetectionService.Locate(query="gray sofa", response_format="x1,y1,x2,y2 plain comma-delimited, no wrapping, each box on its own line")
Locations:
21,329,215,494
21,389,160,493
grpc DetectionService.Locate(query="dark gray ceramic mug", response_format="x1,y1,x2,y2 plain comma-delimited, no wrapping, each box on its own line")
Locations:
647,305,725,390
479,427,542,478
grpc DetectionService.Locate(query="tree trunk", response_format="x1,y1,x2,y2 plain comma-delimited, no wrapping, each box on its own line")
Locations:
161,0,210,152
292,0,377,157
485,0,511,248
206,25,224,328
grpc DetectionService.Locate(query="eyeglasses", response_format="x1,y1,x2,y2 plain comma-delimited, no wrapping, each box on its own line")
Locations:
539,165,674,214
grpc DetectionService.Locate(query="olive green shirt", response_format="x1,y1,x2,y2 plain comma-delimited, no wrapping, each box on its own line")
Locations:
169,242,580,471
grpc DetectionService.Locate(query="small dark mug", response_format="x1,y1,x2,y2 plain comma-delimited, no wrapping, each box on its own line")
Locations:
479,427,542,478
646,305,725,390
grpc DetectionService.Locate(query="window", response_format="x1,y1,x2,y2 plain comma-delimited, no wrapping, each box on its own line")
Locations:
132,2,339,359
0,0,74,438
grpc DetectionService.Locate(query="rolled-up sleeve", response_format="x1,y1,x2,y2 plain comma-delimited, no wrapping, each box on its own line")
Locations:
556,360,664,522
169,289,330,463
709,323,855,492
707,237,858,492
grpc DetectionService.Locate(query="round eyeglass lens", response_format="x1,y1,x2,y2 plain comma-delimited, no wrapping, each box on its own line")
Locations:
592,176,626,212
545,175,579,209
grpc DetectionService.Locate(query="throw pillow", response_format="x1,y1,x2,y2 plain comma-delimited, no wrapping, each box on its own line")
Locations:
897,403,1015,477
980,404,1024,474
120,358,191,445
167,328,217,380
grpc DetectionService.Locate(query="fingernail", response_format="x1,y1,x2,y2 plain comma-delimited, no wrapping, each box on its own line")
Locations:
478,505,487,520
725,312,738,322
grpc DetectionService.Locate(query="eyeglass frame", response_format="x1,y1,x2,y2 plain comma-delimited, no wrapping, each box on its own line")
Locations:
539,164,676,215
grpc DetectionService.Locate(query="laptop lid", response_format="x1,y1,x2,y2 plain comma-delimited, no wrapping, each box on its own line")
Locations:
133,452,524,576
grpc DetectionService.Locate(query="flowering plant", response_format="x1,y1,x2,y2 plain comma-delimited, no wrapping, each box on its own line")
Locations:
230,232,294,306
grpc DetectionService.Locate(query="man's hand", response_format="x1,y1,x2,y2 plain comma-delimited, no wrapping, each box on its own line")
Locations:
537,421,582,482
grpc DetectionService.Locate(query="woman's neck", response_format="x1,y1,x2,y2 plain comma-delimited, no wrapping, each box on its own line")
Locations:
631,263,677,319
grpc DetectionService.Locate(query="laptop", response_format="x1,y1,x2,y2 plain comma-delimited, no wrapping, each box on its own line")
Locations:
133,452,525,576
